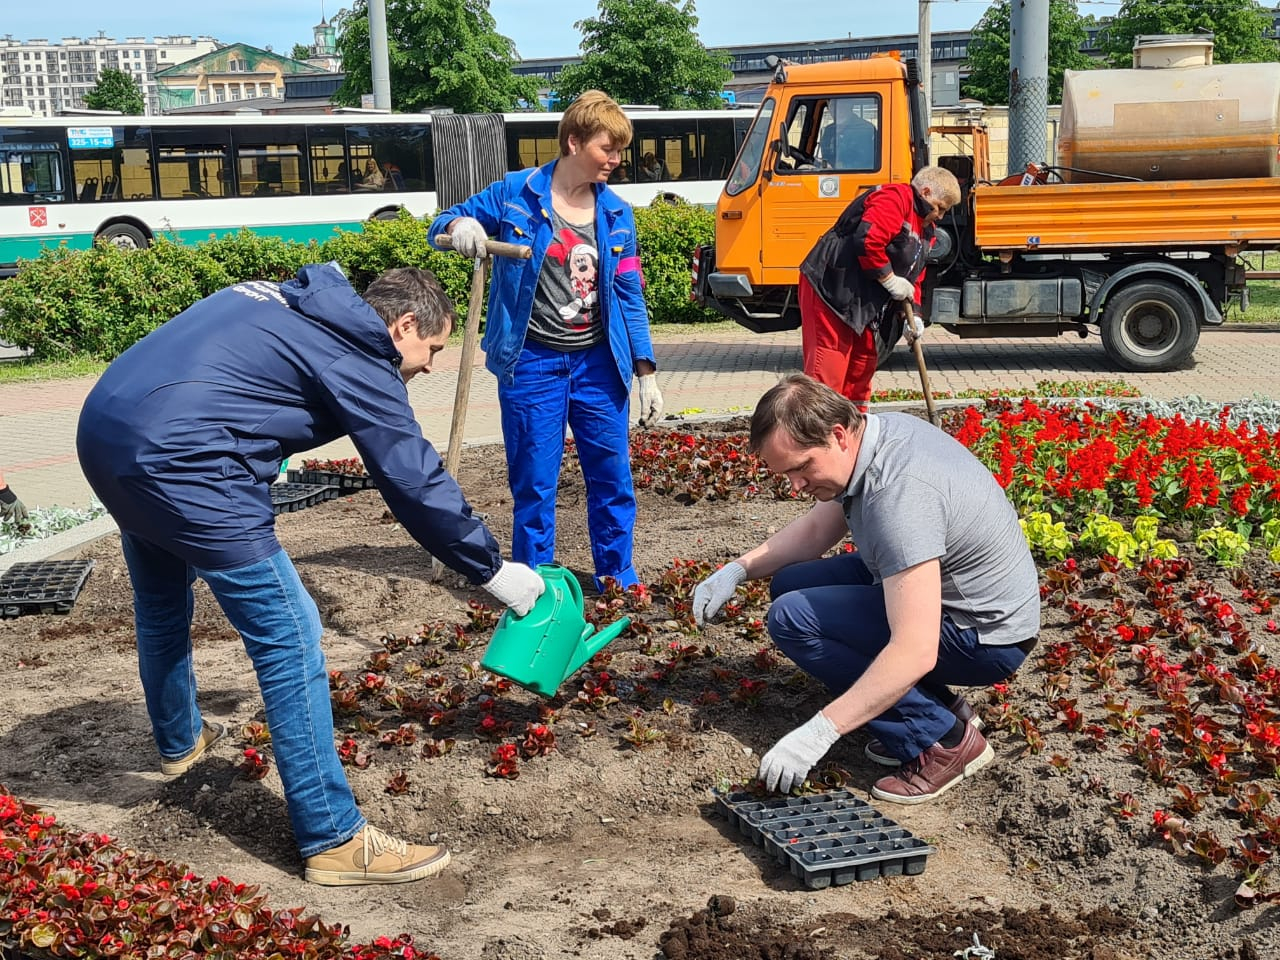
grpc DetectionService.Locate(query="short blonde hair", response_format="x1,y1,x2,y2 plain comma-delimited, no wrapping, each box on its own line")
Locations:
912,166,962,208
559,90,633,156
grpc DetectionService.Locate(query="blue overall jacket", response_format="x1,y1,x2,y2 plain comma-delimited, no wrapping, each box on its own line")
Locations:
76,263,502,580
428,161,655,387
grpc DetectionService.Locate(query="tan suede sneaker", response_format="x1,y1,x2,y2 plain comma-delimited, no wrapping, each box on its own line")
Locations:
864,693,983,768
159,721,226,776
870,723,994,805
304,825,451,886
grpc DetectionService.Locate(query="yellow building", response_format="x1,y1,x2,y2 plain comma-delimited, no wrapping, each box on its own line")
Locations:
155,42,325,113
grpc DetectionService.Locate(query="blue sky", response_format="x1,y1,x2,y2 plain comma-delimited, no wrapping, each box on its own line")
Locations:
2,1,1122,61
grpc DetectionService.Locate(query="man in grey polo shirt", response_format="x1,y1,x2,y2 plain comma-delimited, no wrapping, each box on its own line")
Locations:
692,373,1040,803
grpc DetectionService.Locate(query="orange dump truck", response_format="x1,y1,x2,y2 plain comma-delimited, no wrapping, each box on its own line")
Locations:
692,50,1280,371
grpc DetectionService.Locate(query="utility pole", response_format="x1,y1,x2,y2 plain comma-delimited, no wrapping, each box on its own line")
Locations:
1008,0,1049,176
918,0,932,130
369,0,392,110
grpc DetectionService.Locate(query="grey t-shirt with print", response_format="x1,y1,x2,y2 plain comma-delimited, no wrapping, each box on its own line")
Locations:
528,208,605,351
840,413,1041,646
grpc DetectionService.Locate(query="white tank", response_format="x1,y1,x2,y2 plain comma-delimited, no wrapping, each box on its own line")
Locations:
1056,60,1280,182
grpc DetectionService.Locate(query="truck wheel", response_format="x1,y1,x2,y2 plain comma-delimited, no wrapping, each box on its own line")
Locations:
1101,280,1200,372
97,222,148,251
875,333,898,366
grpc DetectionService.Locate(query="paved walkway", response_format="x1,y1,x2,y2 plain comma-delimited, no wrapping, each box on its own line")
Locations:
3,325,1278,510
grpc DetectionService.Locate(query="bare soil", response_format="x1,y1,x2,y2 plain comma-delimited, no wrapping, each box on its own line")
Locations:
0,418,1276,960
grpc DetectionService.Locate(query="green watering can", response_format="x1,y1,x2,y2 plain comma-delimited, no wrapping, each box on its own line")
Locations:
480,564,631,697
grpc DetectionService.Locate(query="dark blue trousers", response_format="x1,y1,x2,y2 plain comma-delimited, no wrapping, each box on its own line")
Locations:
498,340,638,589
767,553,1027,761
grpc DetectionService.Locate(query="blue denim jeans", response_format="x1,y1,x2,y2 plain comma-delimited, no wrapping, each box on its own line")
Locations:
767,552,1028,762
498,339,638,589
120,533,365,857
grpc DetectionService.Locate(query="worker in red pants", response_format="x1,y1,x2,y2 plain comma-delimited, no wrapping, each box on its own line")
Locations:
797,166,960,409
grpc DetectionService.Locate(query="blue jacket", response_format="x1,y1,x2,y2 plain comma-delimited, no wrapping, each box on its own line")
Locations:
428,161,655,387
76,263,503,579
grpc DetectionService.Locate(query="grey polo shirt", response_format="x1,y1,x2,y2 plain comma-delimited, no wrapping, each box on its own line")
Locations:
840,413,1041,646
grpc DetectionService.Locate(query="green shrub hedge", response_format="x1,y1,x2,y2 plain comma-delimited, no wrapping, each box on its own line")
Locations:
0,205,719,361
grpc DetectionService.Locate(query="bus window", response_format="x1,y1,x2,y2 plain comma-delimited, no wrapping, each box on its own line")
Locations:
0,142,64,204
696,117,740,180
632,119,695,180
308,125,348,193
153,127,233,199
234,126,307,197
505,120,558,171
347,123,432,193
70,127,154,202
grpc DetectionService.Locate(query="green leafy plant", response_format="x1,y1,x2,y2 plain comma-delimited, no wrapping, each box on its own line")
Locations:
1196,524,1251,569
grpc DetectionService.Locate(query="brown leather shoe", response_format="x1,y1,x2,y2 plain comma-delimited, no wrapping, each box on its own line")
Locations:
159,721,226,776
864,693,983,767
870,723,994,805
304,825,451,886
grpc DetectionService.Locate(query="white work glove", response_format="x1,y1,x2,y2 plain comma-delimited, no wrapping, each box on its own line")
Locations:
878,273,914,301
758,711,842,793
447,217,488,259
637,373,664,428
482,561,545,617
903,311,926,345
691,561,747,627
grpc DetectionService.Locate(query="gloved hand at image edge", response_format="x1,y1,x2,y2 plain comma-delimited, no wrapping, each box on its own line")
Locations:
878,273,914,301
0,486,28,526
758,710,842,793
482,560,545,617
691,560,747,627
447,217,488,259
637,373,664,428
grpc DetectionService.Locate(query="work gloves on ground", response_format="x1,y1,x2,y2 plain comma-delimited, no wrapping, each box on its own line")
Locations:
482,560,545,617
878,273,914,301
691,561,747,627
903,310,926,345
0,486,27,526
447,217,488,259
636,373,665,428
758,710,842,793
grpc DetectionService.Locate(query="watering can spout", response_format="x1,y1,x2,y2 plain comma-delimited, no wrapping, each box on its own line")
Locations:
566,617,631,677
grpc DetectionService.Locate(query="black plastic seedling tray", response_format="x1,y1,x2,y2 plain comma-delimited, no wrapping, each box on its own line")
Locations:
718,789,935,889
287,469,377,491
270,482,339,515
0,559,95,618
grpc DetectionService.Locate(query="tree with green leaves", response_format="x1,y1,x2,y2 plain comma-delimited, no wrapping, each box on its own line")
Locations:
84,68,145,115
1098,0,1278,65
554,0,731,109
332,0,538,113
291,43,313,61
962,0,1097,105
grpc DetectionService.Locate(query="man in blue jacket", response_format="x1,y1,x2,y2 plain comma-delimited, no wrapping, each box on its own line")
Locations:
76,264,544,886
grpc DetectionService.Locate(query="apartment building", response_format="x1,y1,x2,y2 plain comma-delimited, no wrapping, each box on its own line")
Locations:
0,34,219,116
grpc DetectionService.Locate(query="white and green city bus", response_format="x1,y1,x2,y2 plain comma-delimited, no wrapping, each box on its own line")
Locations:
0,108,753,274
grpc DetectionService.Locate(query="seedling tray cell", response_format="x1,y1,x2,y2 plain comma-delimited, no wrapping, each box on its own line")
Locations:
0,559,95,618
287,469,377,491
270,482,339,515
718,789,935,889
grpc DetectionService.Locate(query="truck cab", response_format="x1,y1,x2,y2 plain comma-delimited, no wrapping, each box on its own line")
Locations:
695,55,927,333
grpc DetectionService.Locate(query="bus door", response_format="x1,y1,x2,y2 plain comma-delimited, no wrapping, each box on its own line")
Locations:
758,92,885,285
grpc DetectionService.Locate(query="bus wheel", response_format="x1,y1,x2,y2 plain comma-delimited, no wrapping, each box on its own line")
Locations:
97,223,148,251
370,208,400,222
1101,279,1200,372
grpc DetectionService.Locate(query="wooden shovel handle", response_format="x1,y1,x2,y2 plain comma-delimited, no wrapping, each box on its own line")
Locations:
435,234,531,260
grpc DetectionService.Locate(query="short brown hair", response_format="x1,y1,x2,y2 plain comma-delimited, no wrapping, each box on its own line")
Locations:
558,90,633,156
363,267,455,338
748,373,862,452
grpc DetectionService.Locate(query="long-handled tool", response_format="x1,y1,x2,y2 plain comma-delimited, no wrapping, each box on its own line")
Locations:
431,235,531,579
903,301,939,426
